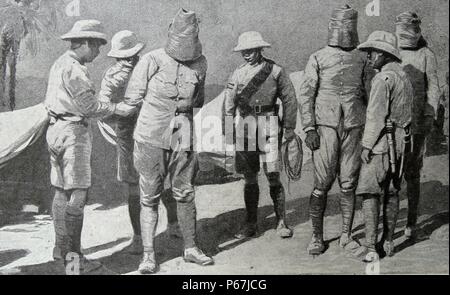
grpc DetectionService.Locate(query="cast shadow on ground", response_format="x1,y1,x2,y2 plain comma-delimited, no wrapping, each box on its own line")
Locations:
351,180,448,257
0,249,30,268
94,193,345,274
5,180,448,274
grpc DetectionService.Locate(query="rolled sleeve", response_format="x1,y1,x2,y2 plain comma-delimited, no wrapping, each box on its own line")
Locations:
299,54,319,130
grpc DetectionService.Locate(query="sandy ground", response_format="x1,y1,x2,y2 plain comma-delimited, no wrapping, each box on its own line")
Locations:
0,152,448,275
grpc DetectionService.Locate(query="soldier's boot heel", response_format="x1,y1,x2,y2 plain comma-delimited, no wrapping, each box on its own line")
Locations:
308,191,326,255
270,185,293,239
307,234,325,256
138,251,157,274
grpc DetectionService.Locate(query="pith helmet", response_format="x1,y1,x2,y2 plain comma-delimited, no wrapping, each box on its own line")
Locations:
108,30,145,58
358,31,402,61
233,31,271,52
327,4,359,49
61,20,108,44
165,8,202,61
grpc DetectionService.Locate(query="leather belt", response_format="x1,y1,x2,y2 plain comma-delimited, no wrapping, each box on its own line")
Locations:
253,105,275,114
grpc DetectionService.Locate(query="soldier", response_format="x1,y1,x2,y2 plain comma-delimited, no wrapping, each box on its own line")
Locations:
44,20,133,272
356,31,413,258
395,12,442,239
223,31,298,239
98,31,143,254
100,31,182,254
299,5,368,255
123,9,213,274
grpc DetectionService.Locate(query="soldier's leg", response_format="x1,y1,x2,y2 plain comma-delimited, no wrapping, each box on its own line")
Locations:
169,150,213,266
64,189,87,257
355,154,388,261
161,188,182,238
404,134,425,238
338,127,363,247
235,149,260,239
133,142,165,274
265,171,293,238
361,194,380,255
307,126,339,255
52,188,69,260
63,188,102,273
121,183,143,255
117,127,143,252
382,176,400,257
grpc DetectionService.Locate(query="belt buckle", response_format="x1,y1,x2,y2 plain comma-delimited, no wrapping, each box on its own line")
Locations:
254,105,261,114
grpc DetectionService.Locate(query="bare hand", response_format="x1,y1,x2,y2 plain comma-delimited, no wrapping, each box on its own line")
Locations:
115,102,137,117
361,149,372,164
305,130,320,151
284,128,295,141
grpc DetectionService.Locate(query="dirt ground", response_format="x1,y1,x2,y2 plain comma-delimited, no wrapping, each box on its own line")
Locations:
0,148,448,275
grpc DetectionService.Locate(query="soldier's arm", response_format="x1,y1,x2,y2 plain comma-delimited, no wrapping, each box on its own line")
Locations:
193,57,208,109
361,75,391,151
424,48,441,119
299,54,319,132
98,67,129,103
63,64,116,118
124,54,158,106
276,68,298,129
361,55,376,105
223,70,239,117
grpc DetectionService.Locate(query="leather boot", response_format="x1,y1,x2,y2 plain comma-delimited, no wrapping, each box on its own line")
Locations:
383,191,399,257
406,178,420,238
64,211,83,256
362,195,380,252
307,192,326,255
52,191,68,261
139,205,159,274
235,184,259,239
128,193,141,236
270,185,293,238
176,200,197,249
339,190,356,248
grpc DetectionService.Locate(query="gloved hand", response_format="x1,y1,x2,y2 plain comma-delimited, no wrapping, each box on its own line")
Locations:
305,129,320,151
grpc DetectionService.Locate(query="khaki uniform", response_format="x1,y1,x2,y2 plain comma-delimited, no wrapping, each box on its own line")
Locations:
356,61,413,251
399,46,441,229
356,62,413,195
44,50,115,190
399,47,441,179
223,58,297,176
99,60,139,184
124,48,206,206
299,46,368,193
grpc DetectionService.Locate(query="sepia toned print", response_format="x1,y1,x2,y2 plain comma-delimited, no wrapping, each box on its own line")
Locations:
0,0,448,275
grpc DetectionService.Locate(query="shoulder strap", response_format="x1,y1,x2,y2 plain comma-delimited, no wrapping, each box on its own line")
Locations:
237,60,274,103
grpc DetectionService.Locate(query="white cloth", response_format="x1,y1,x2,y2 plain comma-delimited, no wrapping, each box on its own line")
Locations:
0,103,49,169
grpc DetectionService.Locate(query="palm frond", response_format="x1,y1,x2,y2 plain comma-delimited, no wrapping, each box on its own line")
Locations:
1,0,67,56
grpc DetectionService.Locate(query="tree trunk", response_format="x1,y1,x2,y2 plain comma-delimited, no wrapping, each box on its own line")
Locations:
0,24,13,111
7,40,19,110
